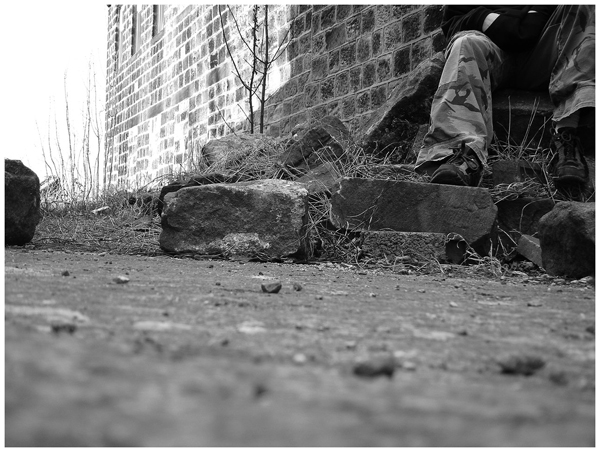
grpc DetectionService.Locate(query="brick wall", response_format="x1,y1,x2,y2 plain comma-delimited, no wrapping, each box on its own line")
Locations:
105,5,444,189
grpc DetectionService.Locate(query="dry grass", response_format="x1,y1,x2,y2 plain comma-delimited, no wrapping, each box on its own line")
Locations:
34,192,162,256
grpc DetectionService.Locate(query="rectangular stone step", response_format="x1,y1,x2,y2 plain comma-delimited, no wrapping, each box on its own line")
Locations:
330,178,497,255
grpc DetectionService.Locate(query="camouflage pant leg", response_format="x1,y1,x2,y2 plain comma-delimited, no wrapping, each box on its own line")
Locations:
415,31,508,171
548,5,595,122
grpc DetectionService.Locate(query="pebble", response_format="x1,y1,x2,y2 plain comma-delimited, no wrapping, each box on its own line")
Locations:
293,283,303,291
113,276,130,284
497,354,546,376
527,299,543,307
261,281,282,294
293,353,307,364
449,301,458,308
352,358,395,379
61,270,70,277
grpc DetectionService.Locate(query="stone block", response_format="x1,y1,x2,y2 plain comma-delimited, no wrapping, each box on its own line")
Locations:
539,202,595,278
330,178,497,255
160,179,309,258
361,231,467,264
492,89,554,149
516,234,543,268
5,159,41,245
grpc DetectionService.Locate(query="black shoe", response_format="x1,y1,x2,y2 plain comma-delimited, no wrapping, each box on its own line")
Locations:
550,127,589,185
430,141,483,187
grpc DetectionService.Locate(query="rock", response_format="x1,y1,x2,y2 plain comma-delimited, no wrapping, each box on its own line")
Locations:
492,89,554,149
157,172,230,216
5,159,41,245
113,276,130,284
497,354,546,376
538,202,595,278
279,116,351,171
516,234,543,268
261,281,282,294
352,357,396,379
359,52,445,156
330,178,497,256
295,162,342,195
160,179,309,259
360,231,467,264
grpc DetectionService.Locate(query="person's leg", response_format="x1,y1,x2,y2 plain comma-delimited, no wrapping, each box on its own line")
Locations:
511,5,595,184
415,31,510,185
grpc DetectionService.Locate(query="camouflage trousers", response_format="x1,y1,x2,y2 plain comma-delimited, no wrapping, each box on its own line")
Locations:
416,5,595,171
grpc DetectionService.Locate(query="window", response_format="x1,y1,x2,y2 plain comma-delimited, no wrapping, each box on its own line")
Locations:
152,5,165,37
117,6,125,68
132,6,141,55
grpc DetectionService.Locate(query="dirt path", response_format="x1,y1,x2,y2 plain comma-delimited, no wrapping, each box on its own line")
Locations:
5,247,595,446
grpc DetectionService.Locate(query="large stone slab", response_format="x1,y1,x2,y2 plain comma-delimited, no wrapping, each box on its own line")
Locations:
539,202,595,278
160,179,308,258
330,178,497,255
5,159,41,245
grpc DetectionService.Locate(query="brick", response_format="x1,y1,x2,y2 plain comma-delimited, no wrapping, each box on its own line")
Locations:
424,5,444,33
346,15,361,40
361,8,375,33
361,231,467,264
330,178,497,255
363,63,376,87
325,25,346,50
340,43,356,68
320,5,335,29
393,47,411,76
402,13,422,42
357,37,371,62
336,5,352,21
384,22,403,51
357,92,370,114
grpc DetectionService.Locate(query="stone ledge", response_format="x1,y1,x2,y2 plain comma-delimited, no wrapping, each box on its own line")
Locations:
361,230,466,264
330,177,497,256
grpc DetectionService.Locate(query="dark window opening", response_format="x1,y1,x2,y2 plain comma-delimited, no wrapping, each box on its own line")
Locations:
132,6,141,55
152,5,165,37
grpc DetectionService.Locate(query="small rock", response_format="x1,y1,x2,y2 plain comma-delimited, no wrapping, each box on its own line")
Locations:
345,341,357,350
113,276,130,284
498,354,546,376
215,282,221,286
585,325,595,335
293,353,308,364
293,282,303,291
352,358,396,379
261,281,282,293
237,321,267,334
368,293,377,298
61,270,70,277
51,323,77,335
315,295,323,300
418,289,426,293
527,299,543,307
449,301,458,308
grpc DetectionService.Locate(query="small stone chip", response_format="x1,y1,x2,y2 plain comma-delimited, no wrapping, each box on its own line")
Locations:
61,270,70,277
498,354,546,376
113,276,130,284
292,282,303,291
261,281,282,293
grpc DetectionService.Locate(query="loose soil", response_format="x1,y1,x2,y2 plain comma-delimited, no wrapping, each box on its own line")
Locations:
5,246,595,447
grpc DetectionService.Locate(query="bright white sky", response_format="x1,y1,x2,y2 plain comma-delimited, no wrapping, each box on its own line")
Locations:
3,2,107,180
